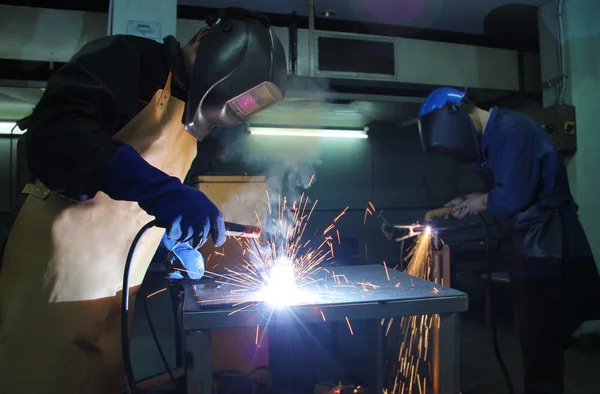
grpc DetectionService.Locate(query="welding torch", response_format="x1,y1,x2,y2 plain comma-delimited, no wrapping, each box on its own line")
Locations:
379,207,480,243
423,206,454,224
224,221,261,238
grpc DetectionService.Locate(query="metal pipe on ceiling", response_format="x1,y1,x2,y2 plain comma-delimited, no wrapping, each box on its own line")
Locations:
289,11,298,75
308,0,315,77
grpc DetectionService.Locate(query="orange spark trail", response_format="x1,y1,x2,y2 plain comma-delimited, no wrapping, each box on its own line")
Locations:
345,316,354,336
385,230,434,393
384,261,391,281
333,206,349,223
308,174,315,187
255,211,262,227
146,288,167,298
320,309,326,321
323,224,335,235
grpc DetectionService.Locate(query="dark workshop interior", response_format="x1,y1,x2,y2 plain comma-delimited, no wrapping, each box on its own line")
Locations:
1,1,600,394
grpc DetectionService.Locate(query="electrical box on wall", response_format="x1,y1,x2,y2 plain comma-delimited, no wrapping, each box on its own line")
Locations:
527,105,576,153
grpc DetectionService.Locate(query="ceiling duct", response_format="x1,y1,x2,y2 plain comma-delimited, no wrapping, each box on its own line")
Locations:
0,5,541,128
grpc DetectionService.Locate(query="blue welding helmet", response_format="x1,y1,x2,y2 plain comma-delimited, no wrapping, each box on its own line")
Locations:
417,87,482,165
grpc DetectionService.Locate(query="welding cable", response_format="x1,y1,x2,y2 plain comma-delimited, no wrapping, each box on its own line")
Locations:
122,220,156,394
142,288,183,394
7,123,17,211
478,214,515,394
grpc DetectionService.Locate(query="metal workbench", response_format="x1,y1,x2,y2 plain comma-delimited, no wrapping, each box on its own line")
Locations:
179,264,468,394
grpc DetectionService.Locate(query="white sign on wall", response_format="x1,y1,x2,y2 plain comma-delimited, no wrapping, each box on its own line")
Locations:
109,0,176,41
126,21,162,41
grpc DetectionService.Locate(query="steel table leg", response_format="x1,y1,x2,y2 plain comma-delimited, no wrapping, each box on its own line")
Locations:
437,313,460,394
375,319,384,393
185,329,212,394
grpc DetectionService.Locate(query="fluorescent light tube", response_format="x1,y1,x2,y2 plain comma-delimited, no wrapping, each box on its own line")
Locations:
0,122,25,136
248,126,368,139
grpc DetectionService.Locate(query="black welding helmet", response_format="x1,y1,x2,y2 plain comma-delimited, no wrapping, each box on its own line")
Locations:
182,7,287,139
417,87,482,165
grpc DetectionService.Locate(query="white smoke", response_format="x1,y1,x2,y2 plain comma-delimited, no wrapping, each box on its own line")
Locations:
217,127,321,232
216,76,329,230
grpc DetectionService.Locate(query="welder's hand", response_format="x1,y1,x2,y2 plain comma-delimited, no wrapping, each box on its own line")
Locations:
451,193,488,219
166,242,205,283
103,144,226,247
444,196,466,207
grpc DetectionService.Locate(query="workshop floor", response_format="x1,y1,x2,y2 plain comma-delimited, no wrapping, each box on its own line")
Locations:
459,317,600,394
131,275,600,394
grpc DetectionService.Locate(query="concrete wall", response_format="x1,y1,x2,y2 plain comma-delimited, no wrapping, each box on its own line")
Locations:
538,0,600,333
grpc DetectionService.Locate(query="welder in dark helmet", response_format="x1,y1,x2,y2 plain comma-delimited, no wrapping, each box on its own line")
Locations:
418,87,600,394
0,7,286,394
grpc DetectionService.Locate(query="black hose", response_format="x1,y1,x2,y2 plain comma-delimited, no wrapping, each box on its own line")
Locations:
142,289,183,393
122,220,156,394
478,214,514,394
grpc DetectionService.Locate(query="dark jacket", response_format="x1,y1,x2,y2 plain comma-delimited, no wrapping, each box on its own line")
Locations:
480,108,600,325
25,34,171,201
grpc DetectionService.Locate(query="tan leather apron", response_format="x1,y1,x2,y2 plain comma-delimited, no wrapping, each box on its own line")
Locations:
0,74,197,394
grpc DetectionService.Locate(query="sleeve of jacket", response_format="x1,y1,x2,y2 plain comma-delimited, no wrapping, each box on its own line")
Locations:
25,35,141,200
487,126,541,218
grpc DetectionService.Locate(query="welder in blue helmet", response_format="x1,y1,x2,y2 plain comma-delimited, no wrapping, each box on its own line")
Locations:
0,7,286,394
418,87,600,394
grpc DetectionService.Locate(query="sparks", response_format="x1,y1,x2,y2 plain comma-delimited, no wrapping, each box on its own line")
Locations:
255,211,262,227
383,261,391,281
146,288,167,298
209,192,351,311
386,230,436,393
345,316,354,336
333,206,349,223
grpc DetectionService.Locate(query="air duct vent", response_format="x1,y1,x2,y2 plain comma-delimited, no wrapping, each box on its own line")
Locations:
316,33,396,77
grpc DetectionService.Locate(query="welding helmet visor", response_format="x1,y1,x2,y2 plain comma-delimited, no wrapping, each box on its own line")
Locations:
418,103,482,164
184,8,287,139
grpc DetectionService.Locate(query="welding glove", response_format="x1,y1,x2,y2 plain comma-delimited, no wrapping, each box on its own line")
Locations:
103,144,226,247
166,241,205,283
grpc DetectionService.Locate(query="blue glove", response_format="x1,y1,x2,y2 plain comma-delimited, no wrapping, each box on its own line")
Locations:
103,144,226,246
166,242,205,283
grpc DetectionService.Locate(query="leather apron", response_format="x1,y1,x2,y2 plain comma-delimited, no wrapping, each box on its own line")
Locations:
477,166,600,330
0,74,197,394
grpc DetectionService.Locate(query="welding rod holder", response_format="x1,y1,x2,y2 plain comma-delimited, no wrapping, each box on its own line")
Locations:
224,221,261,238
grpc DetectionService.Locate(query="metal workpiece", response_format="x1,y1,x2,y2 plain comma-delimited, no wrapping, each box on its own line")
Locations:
181,265,467,394
181,265,468,330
